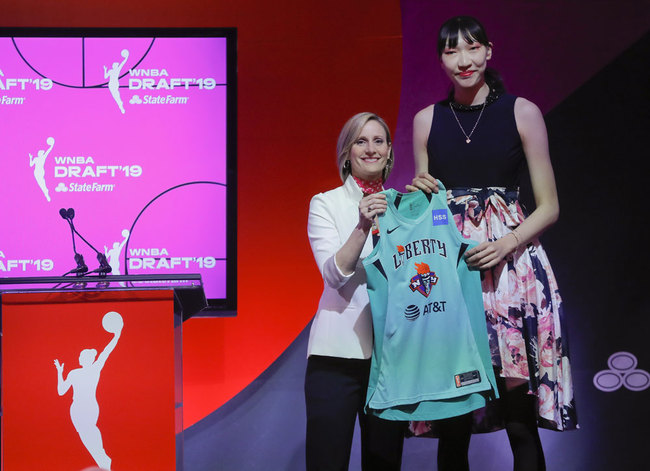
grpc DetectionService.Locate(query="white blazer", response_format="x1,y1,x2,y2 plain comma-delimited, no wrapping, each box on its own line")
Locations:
307,176,375,359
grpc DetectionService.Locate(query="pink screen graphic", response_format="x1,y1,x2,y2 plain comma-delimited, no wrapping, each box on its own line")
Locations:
0,35,231,301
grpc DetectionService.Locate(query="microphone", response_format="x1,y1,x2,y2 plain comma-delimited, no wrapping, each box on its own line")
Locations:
60,207,88,276
71,253,89,274
93,253,113,275
59,207,113,277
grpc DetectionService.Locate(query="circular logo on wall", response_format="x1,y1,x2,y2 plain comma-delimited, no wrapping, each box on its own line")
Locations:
593,352,650,392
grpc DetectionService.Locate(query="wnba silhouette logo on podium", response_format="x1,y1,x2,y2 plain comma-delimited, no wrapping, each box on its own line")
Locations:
53,311,124,470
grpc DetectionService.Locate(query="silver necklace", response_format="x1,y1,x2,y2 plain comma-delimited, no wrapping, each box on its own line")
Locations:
449,100,486,144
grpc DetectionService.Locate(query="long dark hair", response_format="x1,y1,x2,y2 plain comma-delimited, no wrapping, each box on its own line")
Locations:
437,16,505,93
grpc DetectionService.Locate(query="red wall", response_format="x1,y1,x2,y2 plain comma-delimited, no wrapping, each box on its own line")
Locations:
3,0,403,426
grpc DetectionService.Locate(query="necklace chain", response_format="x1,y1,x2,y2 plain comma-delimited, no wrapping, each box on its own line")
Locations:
449,100,486,144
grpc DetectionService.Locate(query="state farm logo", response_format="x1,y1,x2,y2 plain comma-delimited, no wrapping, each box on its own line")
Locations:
593,352,649,392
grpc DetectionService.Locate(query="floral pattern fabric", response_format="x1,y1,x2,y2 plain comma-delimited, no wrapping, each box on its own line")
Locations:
410,187,577,434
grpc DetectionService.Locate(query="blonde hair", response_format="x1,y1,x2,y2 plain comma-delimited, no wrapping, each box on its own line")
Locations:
336,112,394,182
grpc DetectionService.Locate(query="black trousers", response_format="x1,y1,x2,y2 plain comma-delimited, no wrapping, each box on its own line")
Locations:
305,355,406,471
437,377,546,471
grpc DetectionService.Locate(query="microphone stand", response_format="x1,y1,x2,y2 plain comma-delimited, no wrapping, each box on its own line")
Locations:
60,208,88,276
70,226,113,276
60,208,112,277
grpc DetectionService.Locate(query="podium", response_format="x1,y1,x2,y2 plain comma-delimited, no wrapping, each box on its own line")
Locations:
0,275,206,471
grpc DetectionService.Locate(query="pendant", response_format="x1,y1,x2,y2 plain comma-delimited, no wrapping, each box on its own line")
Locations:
466,138,471,144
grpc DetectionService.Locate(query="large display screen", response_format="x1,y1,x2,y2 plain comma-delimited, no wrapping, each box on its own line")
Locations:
0,28,237,314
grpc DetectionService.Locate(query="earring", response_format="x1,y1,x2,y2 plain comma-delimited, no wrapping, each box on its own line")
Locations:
344,160,351,169
382,156,393,180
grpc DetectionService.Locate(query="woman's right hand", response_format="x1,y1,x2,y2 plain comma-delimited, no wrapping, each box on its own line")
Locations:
358,193,387,230
406,172,439,193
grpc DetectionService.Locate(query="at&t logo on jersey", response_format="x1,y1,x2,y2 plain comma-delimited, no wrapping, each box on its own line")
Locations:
403,300,447,321
409,262,438,298
404,305,420,321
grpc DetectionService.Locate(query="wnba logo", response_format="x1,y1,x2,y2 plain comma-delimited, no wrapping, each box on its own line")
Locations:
29,136,55,202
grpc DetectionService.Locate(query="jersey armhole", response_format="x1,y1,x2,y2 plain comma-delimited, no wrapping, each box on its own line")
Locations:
435,179,480,258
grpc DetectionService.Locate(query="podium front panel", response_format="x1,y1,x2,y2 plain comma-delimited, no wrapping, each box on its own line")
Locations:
1,289,181,471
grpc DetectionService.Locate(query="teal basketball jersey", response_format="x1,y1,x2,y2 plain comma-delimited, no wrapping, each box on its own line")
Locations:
363,182,497,420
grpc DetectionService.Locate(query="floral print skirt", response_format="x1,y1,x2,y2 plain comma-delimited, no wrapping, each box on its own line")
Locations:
410,187,578,434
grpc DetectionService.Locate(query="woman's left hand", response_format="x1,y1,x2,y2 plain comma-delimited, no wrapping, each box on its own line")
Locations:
464,236,517,270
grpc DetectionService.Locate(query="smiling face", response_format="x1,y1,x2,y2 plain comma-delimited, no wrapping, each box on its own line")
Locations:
348,119,391,181
440,32,492,91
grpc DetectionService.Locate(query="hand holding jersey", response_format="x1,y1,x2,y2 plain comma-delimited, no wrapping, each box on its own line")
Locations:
409,171,520,270
358,192,387,230
406,171,439,194
464,235,517,270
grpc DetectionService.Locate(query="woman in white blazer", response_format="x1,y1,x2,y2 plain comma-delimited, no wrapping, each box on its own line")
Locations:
305,112,405,471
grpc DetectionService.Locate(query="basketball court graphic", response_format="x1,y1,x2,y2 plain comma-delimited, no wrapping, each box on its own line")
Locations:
53,311,124,470
11,37,154,88
12,37,154,116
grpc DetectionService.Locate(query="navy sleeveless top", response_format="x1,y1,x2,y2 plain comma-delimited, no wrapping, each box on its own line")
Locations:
427,93,525,188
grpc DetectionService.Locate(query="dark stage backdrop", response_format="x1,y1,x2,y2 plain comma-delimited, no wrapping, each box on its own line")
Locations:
542,32,650,469
3,0,650,470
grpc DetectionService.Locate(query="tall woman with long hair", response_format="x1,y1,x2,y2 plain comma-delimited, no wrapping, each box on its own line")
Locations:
408,16,578,471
